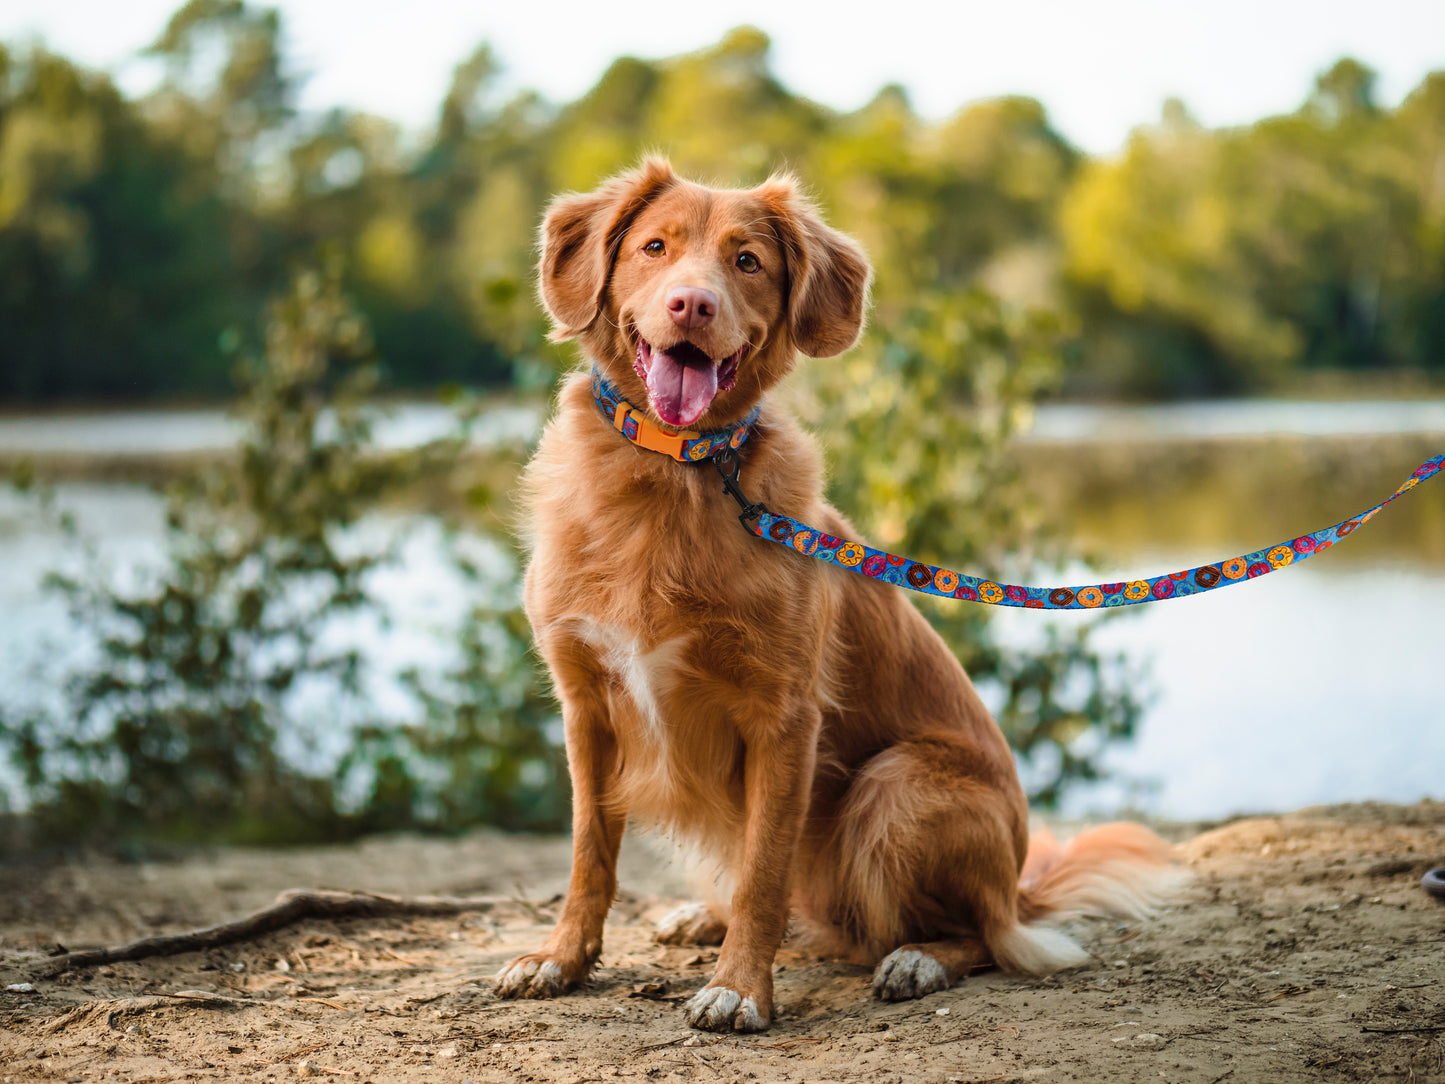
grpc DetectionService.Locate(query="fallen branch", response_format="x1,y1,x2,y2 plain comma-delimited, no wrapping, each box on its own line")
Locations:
37,889,499,977
44,992,253,1033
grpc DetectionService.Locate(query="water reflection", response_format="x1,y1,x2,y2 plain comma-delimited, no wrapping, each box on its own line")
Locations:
1017,434,1445,567
990,562,1444,821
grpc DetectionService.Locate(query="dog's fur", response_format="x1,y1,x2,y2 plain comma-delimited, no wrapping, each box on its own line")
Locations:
496,159,1177,1032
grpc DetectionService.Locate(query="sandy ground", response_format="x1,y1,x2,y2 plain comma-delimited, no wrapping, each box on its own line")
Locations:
2,802,1443,1084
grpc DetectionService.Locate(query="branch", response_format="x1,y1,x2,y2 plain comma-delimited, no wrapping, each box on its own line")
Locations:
45,992,254,1034
1360,1025,1445,1035
37,889,499,976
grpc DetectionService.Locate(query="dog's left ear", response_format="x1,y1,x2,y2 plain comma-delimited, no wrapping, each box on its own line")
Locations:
756,175,873,358
538,158,679,341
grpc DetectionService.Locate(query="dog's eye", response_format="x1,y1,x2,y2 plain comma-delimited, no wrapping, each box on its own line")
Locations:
736,251,762,274
643,239,666,257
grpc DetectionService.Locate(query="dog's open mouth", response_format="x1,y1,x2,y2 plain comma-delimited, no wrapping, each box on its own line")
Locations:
633,336,743,428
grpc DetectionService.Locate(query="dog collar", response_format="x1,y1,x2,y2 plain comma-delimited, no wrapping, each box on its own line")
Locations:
590,368,758,462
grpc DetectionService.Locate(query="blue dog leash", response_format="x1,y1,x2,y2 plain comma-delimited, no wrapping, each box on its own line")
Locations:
592,370,1444,610
738,456,1442,609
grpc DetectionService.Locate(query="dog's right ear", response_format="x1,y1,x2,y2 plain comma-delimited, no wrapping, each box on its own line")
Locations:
538,158,678,341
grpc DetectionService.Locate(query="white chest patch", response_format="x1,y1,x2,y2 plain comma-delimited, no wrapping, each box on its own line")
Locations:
568,617,689,738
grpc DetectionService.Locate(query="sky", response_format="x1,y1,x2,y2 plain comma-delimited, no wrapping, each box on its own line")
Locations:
2,0,1444,154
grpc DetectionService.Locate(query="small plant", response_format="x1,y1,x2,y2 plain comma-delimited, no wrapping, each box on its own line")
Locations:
2,264,561,845
348,561,569,834
8,267,389,842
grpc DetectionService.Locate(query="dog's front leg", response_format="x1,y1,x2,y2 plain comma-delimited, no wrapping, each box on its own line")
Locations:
685,701,820,1032
496,668,623,999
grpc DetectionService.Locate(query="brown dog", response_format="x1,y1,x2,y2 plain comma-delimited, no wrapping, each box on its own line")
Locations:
496,159,1176,1032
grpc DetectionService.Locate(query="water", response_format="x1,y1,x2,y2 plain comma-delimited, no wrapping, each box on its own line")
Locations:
0,401,540,456
989,559,1444,821
1026,398,1445,443
2,399,1442,822
0,482,532,824
3,398,1440,455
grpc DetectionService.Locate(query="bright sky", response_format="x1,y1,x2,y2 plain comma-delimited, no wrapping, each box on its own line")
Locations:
3,0,1443,154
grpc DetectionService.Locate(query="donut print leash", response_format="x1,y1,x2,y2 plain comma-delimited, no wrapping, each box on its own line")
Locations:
593,369,1444,610
725,450,1441,608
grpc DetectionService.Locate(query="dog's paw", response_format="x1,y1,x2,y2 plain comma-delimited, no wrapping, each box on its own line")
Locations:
684,984,770,1032
871,948,951,1001
494,954,573,999
655,902,728,946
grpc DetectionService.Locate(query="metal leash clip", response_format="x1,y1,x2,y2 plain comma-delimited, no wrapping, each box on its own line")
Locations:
711,448,769,529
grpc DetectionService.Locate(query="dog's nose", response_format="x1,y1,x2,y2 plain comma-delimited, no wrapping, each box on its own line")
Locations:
666,286,718,330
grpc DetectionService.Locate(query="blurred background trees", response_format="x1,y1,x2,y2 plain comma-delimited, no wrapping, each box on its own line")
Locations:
3,10,1442,404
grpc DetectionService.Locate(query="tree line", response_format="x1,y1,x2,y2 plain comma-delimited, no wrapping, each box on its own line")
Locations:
2,2,1443,403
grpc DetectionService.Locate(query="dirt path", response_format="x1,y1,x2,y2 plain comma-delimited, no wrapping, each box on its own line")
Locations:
3,802,1443,1083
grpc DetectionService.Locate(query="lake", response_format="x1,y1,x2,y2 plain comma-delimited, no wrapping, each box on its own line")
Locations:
1,398,1441,823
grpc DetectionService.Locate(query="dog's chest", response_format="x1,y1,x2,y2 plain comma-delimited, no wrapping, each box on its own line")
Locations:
569,616,689,739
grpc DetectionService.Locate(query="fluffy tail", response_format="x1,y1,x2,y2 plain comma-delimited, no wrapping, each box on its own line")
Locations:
989,822,1185,976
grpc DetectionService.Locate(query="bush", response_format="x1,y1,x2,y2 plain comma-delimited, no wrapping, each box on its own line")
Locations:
1,265,564,846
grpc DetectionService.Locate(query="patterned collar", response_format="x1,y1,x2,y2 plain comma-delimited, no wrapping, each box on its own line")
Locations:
590,368,759,463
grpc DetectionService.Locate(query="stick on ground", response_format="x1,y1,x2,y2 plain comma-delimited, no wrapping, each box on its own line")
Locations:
37,889,499,977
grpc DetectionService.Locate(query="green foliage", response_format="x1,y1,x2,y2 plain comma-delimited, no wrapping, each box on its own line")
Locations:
8,266,388,842
0,45,245,398
1,266,564,845
1061,57,1445,394
4,9,1443,403
360,575,569,833
806,292,1145,804
146,0,293,184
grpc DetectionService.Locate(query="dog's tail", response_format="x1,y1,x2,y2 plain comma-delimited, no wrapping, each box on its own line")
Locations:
988,823,1184,976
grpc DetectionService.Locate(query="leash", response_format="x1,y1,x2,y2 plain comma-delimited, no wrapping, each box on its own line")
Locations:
592,369,1444,610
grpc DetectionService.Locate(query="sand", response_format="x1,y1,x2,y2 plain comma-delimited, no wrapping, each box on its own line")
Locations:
3,801,1443,1083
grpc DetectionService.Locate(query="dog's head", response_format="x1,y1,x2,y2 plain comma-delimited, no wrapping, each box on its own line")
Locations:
538,158,872,429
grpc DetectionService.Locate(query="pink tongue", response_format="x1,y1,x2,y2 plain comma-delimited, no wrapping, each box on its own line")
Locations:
646,350,718,427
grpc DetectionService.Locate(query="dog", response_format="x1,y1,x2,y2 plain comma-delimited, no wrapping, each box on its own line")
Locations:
496,158,1177,1032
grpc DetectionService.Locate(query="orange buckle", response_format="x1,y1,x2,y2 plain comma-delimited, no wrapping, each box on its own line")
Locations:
634,421,693,459
617,406,698,461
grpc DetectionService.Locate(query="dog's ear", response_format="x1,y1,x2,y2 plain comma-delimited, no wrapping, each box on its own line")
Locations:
756,175,872,358
538,157,678,341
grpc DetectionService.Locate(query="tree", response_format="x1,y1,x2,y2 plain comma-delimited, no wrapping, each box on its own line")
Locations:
0,47,243,399
1309,58,1379,125
1059,58,1444,396
144,0,293,190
